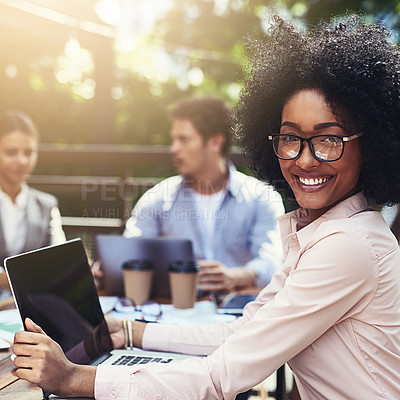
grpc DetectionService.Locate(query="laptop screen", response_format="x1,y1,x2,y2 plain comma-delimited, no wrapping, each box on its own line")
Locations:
96,235,195,297
5,238,113,365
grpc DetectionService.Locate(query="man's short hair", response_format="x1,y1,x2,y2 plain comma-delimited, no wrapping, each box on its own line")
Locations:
169,96,232,156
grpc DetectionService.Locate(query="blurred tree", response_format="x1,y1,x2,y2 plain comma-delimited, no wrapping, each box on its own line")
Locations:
284,0,398,27
112,0,267,145
0,0,114,143
0,0,399,146
114,0,400,145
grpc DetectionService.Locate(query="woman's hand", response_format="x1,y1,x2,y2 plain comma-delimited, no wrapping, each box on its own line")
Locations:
13,318,96,398
106,316,146,349
106,316,125,349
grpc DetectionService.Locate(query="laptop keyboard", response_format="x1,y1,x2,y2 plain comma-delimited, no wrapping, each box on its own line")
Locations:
112,355,173,366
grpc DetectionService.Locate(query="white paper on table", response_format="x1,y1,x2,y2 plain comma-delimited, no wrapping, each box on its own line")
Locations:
159,301,236,325
0,337,10,349
99,296,119,314
106,300,236,325
0,309,23,342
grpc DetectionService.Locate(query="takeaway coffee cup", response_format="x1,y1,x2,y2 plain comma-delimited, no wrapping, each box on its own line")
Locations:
168,261,200,309
122,259,154,305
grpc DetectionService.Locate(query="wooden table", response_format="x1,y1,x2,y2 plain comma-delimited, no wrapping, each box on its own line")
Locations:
0,348,43,399
0,296,43,399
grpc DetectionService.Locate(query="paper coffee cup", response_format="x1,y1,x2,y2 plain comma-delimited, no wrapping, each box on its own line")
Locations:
168,261,200,309
122,259,153,305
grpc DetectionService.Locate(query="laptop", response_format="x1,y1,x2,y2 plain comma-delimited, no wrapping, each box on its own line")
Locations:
95,235,195,298
4,239,197,399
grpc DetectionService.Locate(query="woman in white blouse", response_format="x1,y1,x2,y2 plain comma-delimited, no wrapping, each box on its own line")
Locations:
12,15,400,400
0,110,65,284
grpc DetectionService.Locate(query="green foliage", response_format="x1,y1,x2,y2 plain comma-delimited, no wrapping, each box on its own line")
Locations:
1,0,399,145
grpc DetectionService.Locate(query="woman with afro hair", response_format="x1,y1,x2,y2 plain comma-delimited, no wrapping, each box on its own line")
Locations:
12,14,400,400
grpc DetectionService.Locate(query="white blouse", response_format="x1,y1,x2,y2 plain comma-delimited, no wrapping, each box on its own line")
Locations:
96,192,400,400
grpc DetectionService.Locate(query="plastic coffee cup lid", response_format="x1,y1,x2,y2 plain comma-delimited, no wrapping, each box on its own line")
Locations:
122,259,153,271
168,261,200,273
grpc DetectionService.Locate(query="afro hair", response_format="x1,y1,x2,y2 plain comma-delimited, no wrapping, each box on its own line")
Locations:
235,14,400,206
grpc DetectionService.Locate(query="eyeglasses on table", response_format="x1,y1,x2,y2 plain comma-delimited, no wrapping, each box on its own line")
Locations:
113,297,162,322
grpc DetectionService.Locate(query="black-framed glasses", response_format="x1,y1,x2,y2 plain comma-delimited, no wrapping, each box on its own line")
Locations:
268,133,362,162
113,297,162,322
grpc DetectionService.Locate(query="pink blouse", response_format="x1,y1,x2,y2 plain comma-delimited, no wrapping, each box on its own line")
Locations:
95,192,400,399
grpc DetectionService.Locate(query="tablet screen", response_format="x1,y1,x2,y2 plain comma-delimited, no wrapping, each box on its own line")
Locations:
5,239,112,364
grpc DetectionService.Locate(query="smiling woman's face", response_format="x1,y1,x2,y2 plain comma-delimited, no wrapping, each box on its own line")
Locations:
0,130,38,190
279,89,363,220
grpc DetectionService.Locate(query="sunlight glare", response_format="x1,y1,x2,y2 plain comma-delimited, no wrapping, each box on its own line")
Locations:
95,0,122,26
64,37,81,57
188,67,204,86
5,64,18,79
